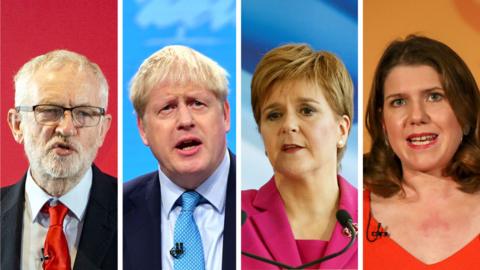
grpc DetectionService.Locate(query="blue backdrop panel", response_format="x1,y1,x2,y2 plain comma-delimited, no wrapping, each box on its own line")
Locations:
241,0,358,189
123,0,236,181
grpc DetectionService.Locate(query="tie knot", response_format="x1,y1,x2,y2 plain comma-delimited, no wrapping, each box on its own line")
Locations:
180,191,201,212
45,202,69,226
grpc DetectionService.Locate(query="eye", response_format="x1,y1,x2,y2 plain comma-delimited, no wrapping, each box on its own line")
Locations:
159,103,176,114
427,92,444,102
191,100,206,108
390,98,406,107
300,106,315,116
266,111,282,121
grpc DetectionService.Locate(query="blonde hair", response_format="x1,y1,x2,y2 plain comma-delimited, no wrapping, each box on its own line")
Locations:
251,43,354,162
130,45,229,118
14,49,109,108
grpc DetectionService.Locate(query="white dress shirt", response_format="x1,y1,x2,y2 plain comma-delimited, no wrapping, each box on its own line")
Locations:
21,168,92,270
160,150,230,270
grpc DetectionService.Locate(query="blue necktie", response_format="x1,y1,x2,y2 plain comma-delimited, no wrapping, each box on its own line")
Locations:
173,191,205,270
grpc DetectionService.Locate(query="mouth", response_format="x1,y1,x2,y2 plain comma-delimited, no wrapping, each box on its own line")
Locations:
50,141,76,156
281,144,304,153
175,137,203,155
406,133,438,147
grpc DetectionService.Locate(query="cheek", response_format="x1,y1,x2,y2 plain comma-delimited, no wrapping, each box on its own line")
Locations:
382,112,403,138
259,125,277,153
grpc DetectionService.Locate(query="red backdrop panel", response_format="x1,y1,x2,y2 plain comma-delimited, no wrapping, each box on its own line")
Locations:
1,0,118,186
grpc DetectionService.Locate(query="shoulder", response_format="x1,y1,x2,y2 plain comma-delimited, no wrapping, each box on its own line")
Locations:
124,171,158,196
92,165,117,187
338,175,358,195
1,177,26,204
241,178,277,214
242,189,259,208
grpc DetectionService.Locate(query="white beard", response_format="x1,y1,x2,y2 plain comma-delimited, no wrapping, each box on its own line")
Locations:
23,129,98,181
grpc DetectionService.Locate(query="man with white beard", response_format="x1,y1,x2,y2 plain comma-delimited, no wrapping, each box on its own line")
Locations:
1,50,117,270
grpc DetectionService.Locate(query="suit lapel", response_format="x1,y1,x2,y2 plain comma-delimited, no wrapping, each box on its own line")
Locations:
222,151,236,270
74,166,117,270
320,176,358,269
0,177,26,270
124,172,162,270
249,179,302,267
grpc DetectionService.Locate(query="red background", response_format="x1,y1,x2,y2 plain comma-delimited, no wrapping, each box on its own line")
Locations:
1,0,118,186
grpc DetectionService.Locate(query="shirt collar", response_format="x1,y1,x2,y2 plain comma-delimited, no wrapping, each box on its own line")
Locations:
25,167,93,222
159,149,230,218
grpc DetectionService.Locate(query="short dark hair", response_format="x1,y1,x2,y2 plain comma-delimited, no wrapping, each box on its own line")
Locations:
364,35,480,197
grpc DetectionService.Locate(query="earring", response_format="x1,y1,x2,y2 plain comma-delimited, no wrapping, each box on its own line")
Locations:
337,140,344,148
463,125,471,136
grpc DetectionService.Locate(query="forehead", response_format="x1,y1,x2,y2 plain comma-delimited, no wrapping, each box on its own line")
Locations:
26,65,102,106
384,65,442,95
264,79,327,105
147,81,217,100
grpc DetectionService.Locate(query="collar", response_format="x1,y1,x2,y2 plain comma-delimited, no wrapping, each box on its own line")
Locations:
159,149,230,218
25,167,93,222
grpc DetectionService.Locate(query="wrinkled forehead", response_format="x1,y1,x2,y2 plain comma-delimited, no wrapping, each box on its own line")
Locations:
22,65,103,106
148,79,221,100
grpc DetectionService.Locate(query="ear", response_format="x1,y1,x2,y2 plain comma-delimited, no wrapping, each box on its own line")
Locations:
137,115,150,146
223,100,231,133
96,114,112,147
8,108,24,144
337,115,351,148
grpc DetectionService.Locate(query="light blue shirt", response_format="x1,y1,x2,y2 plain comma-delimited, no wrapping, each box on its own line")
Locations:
160,150,230,270
21,168,92,270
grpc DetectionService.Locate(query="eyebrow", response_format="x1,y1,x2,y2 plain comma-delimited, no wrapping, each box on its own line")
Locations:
262,97,321,113
384,87,444,100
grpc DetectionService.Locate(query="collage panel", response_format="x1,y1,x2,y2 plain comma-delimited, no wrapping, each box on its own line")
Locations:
363,0,480,269
121,0,237,269
241,0,359,269
0,1,118,269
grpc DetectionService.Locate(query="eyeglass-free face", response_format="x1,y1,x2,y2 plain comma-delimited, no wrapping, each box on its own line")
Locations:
382,65,463,175
7,64,111,182
15,104,105,127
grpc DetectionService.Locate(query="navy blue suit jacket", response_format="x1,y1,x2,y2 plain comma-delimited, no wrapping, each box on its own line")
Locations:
123,152,236,270
0,165,117,270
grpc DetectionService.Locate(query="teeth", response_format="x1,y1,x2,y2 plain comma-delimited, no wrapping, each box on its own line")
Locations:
409,135,436,145
182,145,195,150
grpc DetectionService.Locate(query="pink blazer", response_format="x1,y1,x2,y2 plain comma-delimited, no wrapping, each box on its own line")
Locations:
242,175,358,269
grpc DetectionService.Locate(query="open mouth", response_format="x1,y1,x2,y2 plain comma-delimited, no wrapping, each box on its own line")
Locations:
407,134,438,146
50,141,76,156
281,144,303,152
54,142,73,150
175,139,202,151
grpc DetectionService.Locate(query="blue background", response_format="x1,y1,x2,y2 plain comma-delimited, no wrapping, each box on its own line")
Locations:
241,0,358,189
123,0,236,181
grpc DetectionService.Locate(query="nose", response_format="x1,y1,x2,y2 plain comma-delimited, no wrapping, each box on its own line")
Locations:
177,103,194,130
408,101,430,125
55,111,77,136
281,111,299,134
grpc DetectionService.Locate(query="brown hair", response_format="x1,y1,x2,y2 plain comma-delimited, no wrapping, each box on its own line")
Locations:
364,35,480,197
251,44,354,162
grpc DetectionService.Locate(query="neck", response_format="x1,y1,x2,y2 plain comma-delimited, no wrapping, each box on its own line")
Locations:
31,170,83,197
275,166,339,219
400,168,460,201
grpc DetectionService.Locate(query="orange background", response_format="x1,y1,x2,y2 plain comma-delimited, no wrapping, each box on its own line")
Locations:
363,0,480,152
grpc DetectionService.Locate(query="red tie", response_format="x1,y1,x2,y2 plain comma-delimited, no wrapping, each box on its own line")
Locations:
42,202,71,270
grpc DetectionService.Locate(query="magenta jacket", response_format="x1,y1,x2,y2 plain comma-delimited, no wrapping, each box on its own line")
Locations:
242,175,358,269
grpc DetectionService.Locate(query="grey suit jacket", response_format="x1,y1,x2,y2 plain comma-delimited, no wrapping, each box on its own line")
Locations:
0,165,117,270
